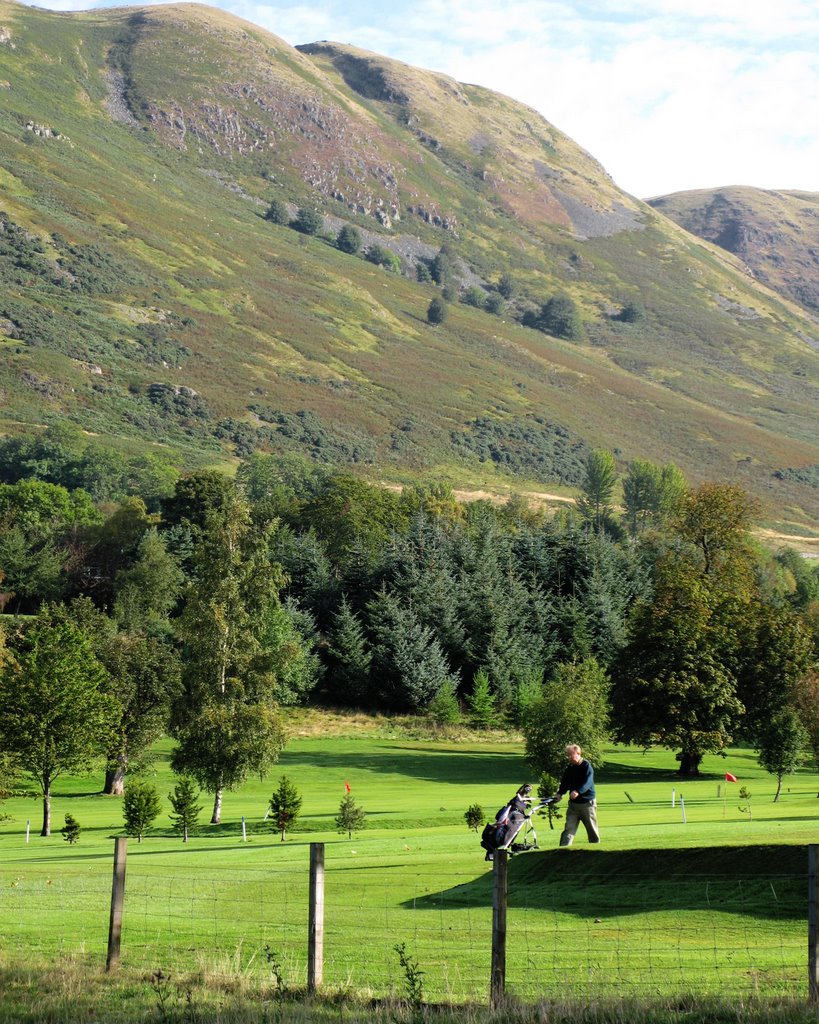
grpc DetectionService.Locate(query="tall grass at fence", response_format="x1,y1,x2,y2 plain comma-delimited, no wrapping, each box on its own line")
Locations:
1,727,817,1020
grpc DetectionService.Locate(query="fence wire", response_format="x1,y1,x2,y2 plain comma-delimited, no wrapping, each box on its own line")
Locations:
0,853,809,1002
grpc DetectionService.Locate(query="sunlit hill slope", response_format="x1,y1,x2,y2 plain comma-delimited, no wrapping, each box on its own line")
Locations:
1,1,818,527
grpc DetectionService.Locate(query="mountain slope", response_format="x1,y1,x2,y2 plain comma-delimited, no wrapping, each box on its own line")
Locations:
1,1,818,527
647,187,819,320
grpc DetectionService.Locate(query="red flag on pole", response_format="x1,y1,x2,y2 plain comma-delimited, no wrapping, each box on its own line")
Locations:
344,781,351,793
725,772,738,782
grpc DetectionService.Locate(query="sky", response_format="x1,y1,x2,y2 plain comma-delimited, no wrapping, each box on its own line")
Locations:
34,0,819,198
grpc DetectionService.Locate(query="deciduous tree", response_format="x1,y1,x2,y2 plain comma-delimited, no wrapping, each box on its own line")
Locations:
524,658,610,778
171,485,287,823
756,706,807,802
0,620,119,834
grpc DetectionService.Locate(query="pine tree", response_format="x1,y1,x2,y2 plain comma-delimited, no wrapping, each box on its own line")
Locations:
269,775,303,841
335,792,366,839
168,776,202,842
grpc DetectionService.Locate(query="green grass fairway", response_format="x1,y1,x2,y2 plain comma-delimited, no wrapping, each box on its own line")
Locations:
1,726,817,1018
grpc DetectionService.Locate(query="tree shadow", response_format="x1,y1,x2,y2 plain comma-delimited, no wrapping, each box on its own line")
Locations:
405,845,807,921
278,744,525,786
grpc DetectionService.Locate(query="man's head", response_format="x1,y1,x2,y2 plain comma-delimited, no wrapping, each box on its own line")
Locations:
565,744,583,765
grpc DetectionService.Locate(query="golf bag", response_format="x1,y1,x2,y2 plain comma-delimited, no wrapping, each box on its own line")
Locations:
480,794,556,859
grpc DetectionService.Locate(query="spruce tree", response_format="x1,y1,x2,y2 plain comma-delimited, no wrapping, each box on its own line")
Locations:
268,775,303,841
168,776,202,842
61,812,81,844
335,792,366,839
427,678,461,725
366,590,457,711
466,669,498,729
326,596,372,705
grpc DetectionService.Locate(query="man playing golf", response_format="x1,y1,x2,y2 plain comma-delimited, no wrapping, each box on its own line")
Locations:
554,743,600,846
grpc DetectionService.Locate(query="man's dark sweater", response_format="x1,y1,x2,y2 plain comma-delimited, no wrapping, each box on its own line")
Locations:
557,759,595,804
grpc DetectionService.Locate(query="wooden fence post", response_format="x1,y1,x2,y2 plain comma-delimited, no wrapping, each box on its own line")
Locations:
308,842,325,993
106,837,127,971
810,844,817,1002
490,850,508,1008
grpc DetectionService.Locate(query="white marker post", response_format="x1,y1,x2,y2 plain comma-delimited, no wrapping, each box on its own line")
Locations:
680,795,686,824
241,816,247,843
25,820,30,843
671,788,675,808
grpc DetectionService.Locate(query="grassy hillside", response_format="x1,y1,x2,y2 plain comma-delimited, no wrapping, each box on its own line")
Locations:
648,187,819,319
1,2,819,529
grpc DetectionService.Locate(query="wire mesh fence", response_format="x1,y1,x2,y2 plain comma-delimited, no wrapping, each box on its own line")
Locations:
0,846,812,1003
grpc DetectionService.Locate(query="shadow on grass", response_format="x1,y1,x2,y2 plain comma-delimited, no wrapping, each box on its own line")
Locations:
407,845,808,920
278,744,526,787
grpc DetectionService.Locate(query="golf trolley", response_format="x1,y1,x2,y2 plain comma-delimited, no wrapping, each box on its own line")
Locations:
481,796,557,860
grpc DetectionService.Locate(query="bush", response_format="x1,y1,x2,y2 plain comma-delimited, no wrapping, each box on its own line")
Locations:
485,293,505,315
497,272,516,299
264,199,289,225
616,300,646,324
462,286,486,309
292,207,323,235
365,244,401,272
415,261,432,283
431,246,456,287
336,225,362,255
